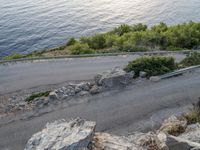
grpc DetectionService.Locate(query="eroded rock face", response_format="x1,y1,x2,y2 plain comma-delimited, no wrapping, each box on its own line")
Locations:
25,118,96,150
179,123,200,143
92,132,140,150
129,132,164,150
164,135,200,150
94,68,134,88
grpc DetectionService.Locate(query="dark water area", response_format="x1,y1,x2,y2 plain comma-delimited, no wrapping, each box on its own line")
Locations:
0,0,200,57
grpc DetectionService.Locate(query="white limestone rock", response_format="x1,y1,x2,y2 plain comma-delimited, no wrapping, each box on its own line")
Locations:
25,118,96,150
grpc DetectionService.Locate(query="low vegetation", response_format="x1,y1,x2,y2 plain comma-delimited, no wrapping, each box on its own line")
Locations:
2,22,200,60
25,91,50,103
76,21,200,53
183,99,200,125
3,53,26,60
68,43,95,55
124,56,177,77
180,52,200,67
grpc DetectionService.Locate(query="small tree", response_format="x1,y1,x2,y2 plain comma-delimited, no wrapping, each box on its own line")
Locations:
66,37,77,46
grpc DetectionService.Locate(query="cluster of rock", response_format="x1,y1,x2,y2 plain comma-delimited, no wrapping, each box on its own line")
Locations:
32,68,134,108
2,68,135,113
25,116,200,150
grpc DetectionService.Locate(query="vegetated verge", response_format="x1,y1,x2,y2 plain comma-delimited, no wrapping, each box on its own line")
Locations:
25,91,50,103
2,21,200,60
124,56,177,78
124,52,200,78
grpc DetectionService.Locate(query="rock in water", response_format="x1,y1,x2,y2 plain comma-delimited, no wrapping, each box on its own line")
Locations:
94,68,134,88
25,118,96,150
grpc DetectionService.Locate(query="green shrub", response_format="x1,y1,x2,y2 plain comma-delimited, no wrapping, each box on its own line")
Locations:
25,91,50,103
180,52,200,67
3,53,25,60
69,43,95,55
66,37,77,46
124,56,176,77
112,24,132,36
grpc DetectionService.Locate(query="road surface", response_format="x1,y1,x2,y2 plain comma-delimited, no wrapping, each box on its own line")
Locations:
0,71,200,150
0,54,185,95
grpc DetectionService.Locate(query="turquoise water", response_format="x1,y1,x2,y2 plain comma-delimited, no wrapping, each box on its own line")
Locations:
0,0,200,57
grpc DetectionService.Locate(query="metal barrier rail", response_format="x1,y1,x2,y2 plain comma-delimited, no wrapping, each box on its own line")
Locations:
0,50,192,64
160,65,200,79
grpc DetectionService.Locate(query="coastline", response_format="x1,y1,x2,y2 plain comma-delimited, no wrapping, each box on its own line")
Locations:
2,22,200,61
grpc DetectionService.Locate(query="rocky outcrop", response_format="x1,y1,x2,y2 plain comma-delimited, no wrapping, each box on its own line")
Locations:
25,117,200,150
179,123,200,143
25,118,96,150
94,68,134,88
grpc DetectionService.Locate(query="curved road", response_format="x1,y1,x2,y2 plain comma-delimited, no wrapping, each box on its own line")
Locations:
2,54,199,150
0,71,200,149
0,54,185,95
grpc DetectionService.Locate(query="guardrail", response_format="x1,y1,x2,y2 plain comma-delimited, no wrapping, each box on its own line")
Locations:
159,65,200,79
0,50,192,64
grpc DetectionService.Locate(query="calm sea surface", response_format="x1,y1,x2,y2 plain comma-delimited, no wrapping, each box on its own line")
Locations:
0,0,200,57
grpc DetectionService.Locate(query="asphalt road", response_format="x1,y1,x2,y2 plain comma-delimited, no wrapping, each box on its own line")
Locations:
1,71,200,150
0,54,185,95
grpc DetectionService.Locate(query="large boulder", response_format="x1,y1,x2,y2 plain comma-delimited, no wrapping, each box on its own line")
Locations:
25,118,96,150
94,68,134,88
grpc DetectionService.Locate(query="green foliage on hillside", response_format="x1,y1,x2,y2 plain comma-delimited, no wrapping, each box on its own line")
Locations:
66,37,77,46
69,43,95,55
3,22,200,60
3,53,25,60
124,56,176,77
71,22,200,53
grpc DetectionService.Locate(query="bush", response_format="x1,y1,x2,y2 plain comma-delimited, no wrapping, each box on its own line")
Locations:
25,91,50,103
69,43,95,55
124,56,176,77
180,52,200,67
66,37,77,46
